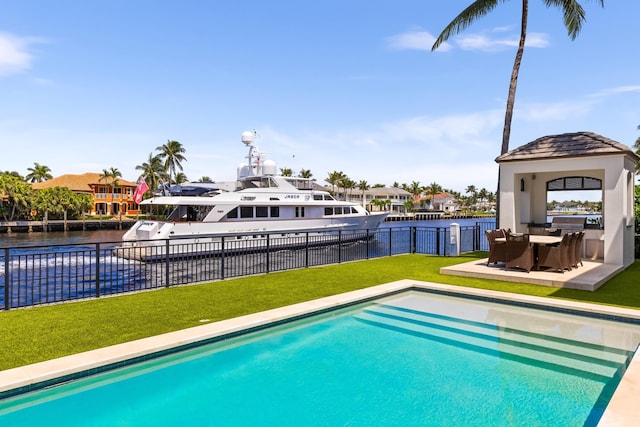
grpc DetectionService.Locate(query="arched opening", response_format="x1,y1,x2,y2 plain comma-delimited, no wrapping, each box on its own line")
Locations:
546,176,602,228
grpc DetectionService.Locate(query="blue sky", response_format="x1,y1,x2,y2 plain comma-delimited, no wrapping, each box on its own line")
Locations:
1,1,638,199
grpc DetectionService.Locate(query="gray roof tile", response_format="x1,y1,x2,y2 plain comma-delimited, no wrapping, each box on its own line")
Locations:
495,131,640,163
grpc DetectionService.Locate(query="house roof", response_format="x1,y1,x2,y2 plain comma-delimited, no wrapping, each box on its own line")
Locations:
422,191,454,201
32,173,137,192
495,131,640,163
366,187,411,196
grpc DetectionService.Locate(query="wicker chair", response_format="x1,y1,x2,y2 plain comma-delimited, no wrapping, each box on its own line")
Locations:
537,233,572,273
505,233,535,273
485,229,507,266
571,231,585,268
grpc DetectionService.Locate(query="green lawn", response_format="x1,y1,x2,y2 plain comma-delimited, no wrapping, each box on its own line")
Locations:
1,253,639,371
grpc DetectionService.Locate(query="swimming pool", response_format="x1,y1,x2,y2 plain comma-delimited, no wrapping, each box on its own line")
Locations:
1,284,640,426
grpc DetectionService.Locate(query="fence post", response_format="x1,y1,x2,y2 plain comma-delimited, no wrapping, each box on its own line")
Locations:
266,234,271,273
436,228,441,255
411,226,416,254
4,248,9,310
220,237,225,280
95,243,101,297
449,223,460,256
389,228,393,256
338,230,342,263
366,229,370,259
164,239,170,287
305,232,309,268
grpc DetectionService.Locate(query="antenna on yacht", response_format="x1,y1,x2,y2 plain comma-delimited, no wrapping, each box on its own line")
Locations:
241,130,264,177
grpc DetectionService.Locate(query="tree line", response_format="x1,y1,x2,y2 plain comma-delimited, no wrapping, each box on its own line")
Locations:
0,140,191,221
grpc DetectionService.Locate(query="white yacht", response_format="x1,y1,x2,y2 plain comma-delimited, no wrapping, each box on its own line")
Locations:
119,131,389,260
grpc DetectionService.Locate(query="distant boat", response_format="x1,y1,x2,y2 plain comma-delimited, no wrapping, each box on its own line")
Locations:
118,131,389,260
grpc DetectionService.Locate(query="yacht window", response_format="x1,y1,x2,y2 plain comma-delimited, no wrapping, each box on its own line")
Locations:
324,195,334,201
240,206,253,218
334,207,343,215
167,206,187,221
295,207,305,217
270,206,280,217
195,206,214,221
324,207,333,216
261,177,279,188
256,206,268,218
350,207,358,214
226,207,238,219
314,195,323,201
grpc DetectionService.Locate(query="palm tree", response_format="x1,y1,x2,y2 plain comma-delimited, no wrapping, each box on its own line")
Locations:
424,182,442,210
156,140,187,184
357,180,370,207
0,174,32,221
634,125,640,171
174,172,189,184
100,167,122,215
298,169,313,178
433,0,603,156
465,184,478,207
279,167,293,177
136,153,166,193
325,171,346,196
408,181,423,206
198,176,213,182
340,177,356,201
25,163,53,183
433,0,604,223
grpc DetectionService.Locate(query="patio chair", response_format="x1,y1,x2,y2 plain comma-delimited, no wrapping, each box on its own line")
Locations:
537,233,572,273
485,229,507,266
505,233,535,273
571,231,585,268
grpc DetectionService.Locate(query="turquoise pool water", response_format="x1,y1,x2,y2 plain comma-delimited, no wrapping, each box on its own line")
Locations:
2,291,640,426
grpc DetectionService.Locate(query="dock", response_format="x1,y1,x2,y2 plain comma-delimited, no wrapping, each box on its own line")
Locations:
0,219,137,233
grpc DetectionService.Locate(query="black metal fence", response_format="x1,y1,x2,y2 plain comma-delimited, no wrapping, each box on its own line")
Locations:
1,223,497,310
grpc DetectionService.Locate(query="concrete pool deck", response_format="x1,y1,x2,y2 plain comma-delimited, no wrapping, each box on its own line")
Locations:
1,280,638,425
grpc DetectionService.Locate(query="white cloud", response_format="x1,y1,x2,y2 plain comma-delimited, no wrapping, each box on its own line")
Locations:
386,31,450,52
516,100,593,122
456,31,549,52
587,85,640,98
0,31,43,76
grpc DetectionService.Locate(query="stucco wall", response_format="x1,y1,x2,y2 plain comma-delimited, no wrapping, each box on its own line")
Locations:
499,154,635,268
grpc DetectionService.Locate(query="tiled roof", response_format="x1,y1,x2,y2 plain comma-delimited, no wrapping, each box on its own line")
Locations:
366,187,411,196
32,173,137,192
495,131,640,163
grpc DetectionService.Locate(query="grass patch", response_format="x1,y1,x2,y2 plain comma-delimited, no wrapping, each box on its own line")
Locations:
1,253,639,371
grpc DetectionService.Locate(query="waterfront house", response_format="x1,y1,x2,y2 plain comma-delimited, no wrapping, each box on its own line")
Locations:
32,173,141,216
421,192,460,213
330,186,412,213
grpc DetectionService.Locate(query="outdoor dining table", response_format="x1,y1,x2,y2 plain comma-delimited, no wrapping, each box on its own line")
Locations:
495,235,562,245
495,234,563,271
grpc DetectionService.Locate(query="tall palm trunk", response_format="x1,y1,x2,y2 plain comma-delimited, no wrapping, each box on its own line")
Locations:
497,0,528,228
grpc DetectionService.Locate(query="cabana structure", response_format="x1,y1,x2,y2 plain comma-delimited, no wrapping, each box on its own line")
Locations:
496,131,639,269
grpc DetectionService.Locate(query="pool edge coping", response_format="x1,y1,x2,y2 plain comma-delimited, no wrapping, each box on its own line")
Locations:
0,280,638,425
